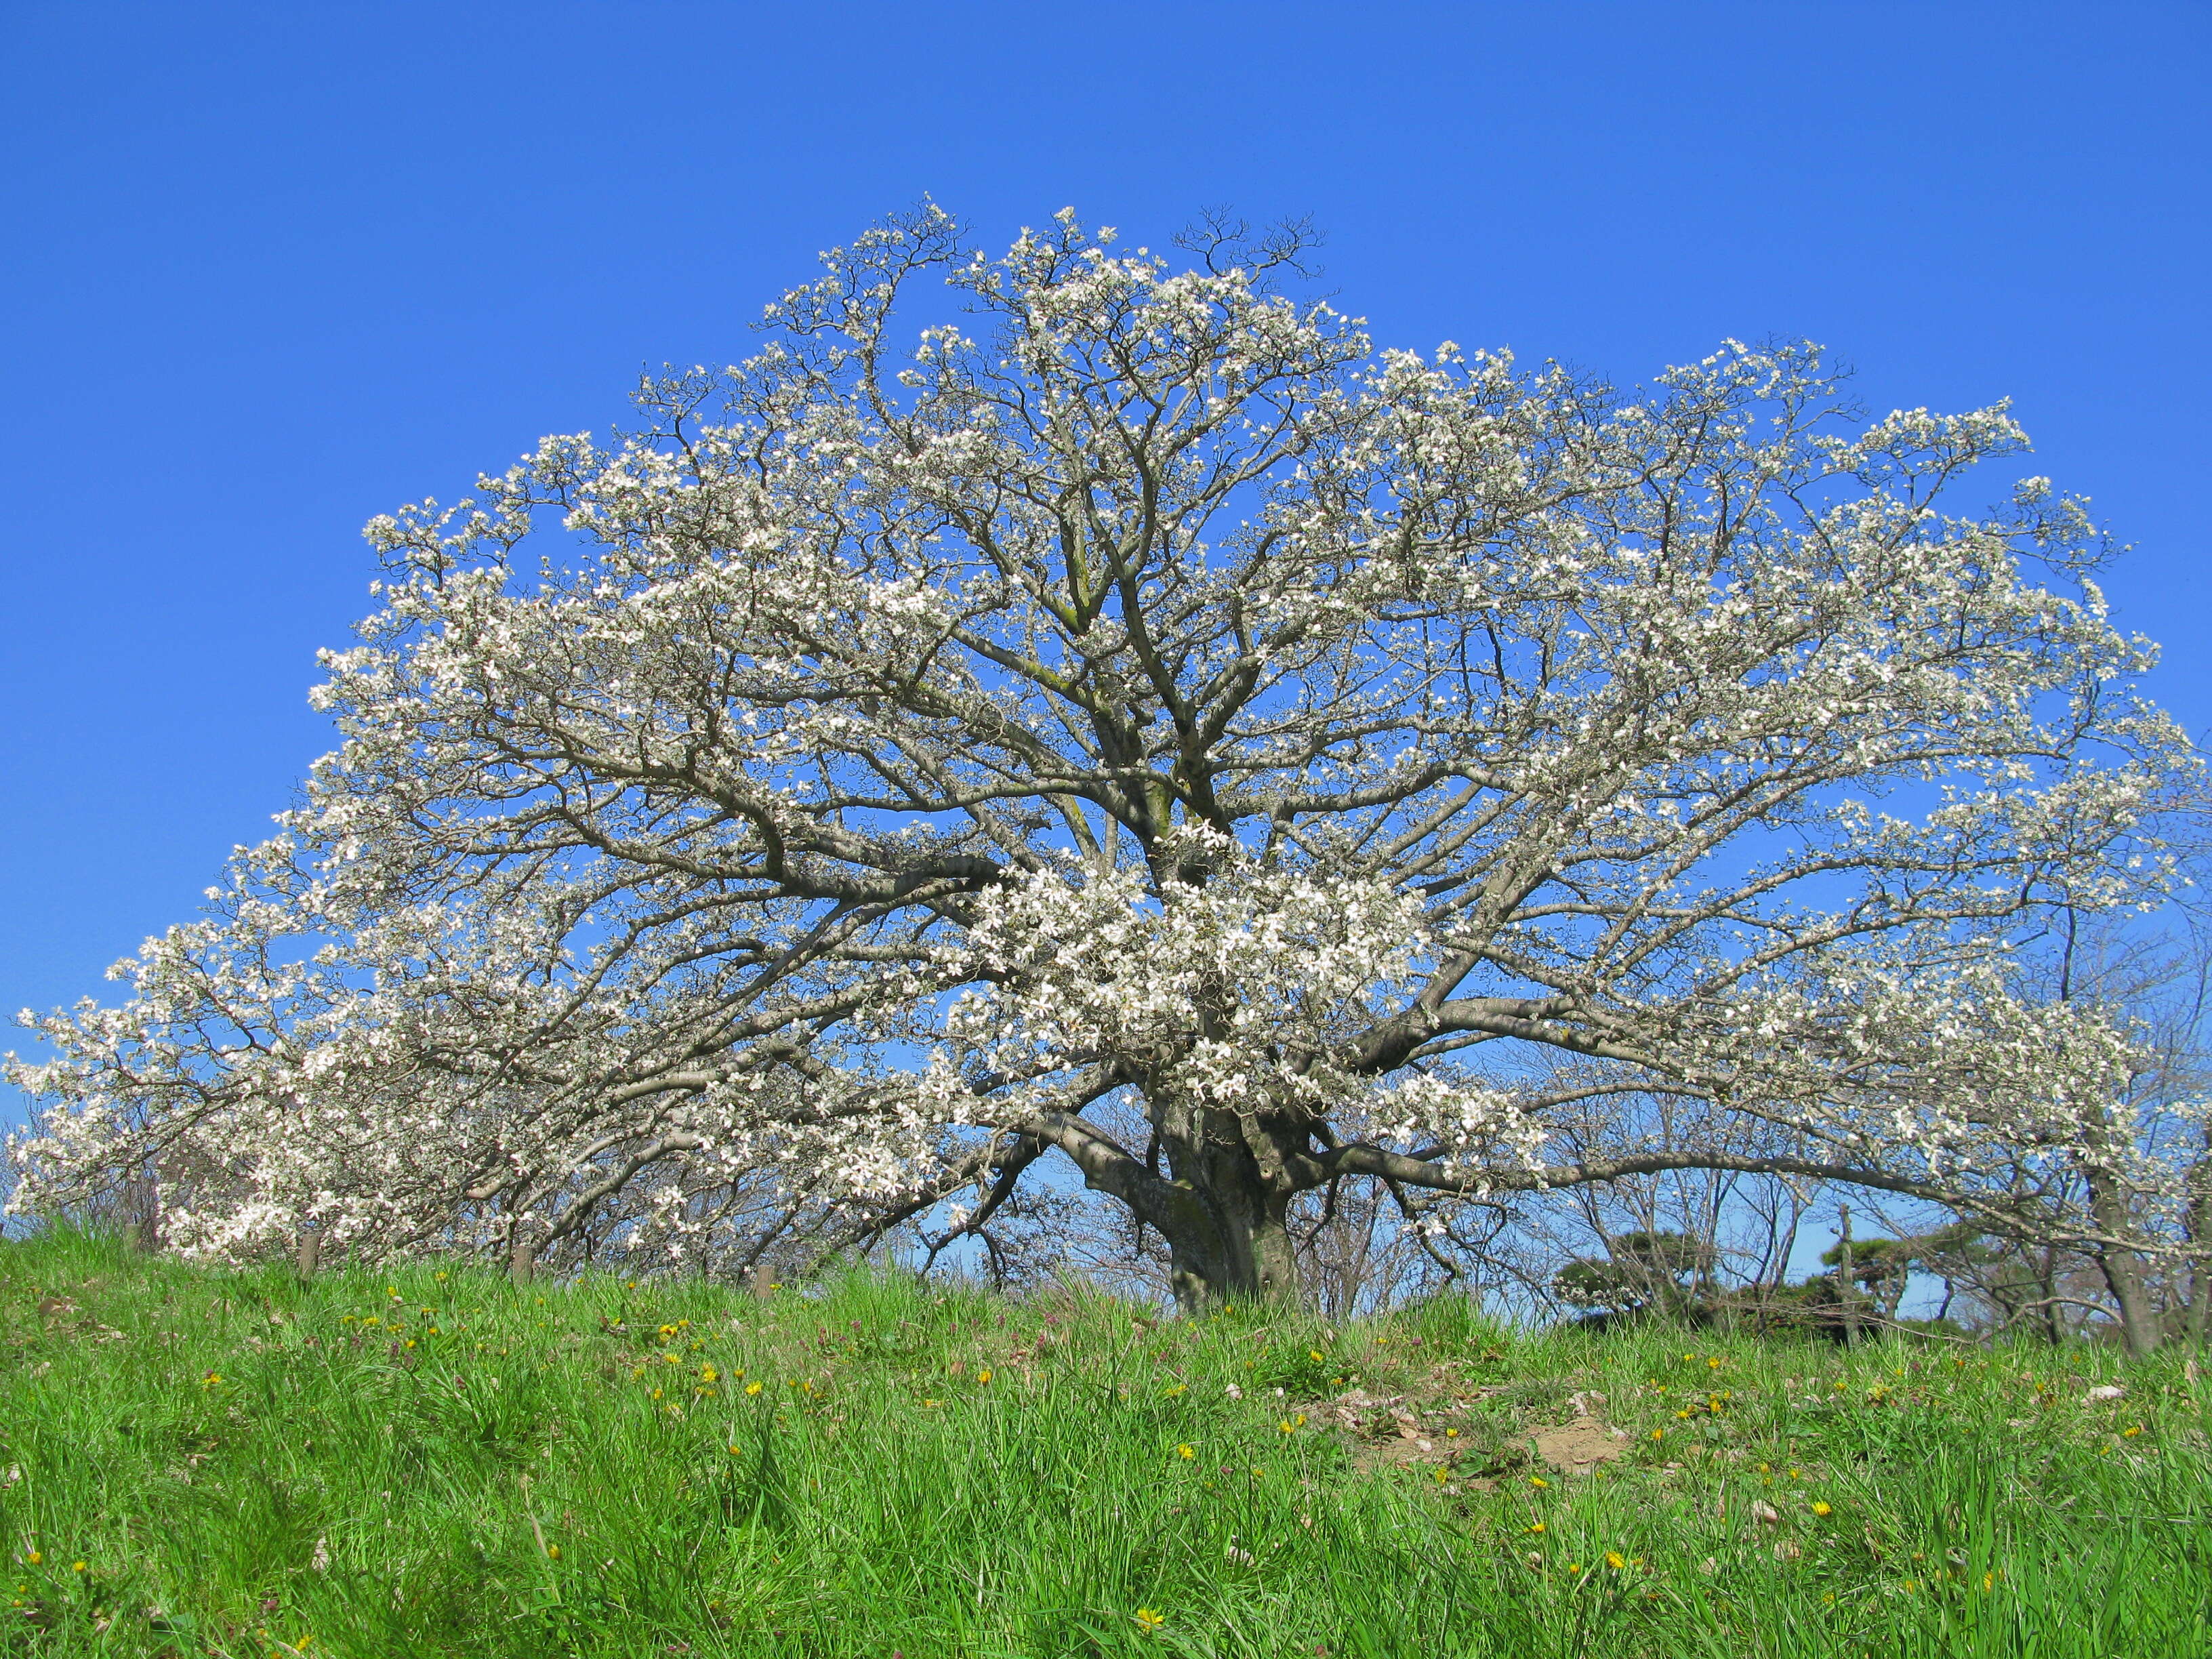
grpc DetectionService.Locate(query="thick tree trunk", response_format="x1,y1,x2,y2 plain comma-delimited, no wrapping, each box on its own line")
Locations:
1147,1102,1305,1311
509,1228,538,1287
2085,1166,2161,1358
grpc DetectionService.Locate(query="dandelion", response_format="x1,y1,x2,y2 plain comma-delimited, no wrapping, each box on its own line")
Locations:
1177,1445,1195,1460
663,1352,681,1366
1811,1500,1833,1517
1163,1382,1187,1397
1134,1607,1165,1633
1650,1429,1664,1441
2122,1425,2143,1438
1526,1522,1546,1534
701,1366,718,1383
1528,1475,1549,1489
650,1388,663,1400
1606,1552,1626,1570
546,1545,560,1561
977,1369,992,1385
745,1382,763,1397
1446,1428,1458,1438
71,1561,85,1574
24,1553,40,1566
1309,1350,1325,1363
1982,1570,1995,1592
1567,1562,1582,1574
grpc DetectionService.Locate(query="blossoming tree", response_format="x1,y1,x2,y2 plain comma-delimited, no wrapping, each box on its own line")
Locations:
9,207,2200,1312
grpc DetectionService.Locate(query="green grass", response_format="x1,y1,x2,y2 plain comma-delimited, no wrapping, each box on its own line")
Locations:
1,1232,2206,1658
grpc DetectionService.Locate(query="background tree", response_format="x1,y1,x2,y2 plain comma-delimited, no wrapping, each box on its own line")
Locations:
9,206,2200,1310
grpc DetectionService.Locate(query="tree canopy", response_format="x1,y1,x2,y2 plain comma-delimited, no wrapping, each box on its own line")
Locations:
9,206,2202,1311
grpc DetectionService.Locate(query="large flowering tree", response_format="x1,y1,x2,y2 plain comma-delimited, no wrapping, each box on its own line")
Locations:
9,208,2200,1311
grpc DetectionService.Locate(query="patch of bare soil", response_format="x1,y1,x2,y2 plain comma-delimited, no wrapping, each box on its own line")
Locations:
1302,1382,1631,1487
1303,1387,1474,1475
1525,1414,1631,1474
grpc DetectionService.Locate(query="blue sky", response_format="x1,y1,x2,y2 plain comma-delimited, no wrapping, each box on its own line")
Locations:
1,1,2206,1138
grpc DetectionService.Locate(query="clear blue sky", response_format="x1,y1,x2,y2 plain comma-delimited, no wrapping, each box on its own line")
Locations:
2,3,2206,1129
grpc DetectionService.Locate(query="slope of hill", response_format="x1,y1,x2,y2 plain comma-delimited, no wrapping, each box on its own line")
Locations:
2,1233,2205,1657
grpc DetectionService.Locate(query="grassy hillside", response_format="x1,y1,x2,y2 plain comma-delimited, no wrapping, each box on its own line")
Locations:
1,1232,2205,1658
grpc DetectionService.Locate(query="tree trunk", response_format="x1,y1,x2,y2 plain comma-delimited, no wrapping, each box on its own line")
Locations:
509,1228,537,1287
2186,1136,2211,1349
1147,1102,1304,1311
2085,1166,2162,1358
294,1225,321,1284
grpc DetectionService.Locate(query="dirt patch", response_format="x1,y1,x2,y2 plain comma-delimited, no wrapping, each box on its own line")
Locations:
1303,1387,1477,1474
1302,1384,1632,1486
1525,1414,1631,1475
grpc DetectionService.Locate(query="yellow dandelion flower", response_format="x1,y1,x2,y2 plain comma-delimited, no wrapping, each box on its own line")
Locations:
1605,1551,1626,1570
745,1381,764,1396
1177,1444,1195,1459
25,1553,41,1566
546,1544,560,1561
977,1368,992,1385
71,1561,85,1574
1309,1350,1326,1363
1164,1382,1187,1397
650,1387,663,1400
1529,1475,1549,1488
1811,1500,1832,1517
1134,1607,1165,1633
1526,1522,1546,1534
700,1365,718,1382
1650,1429,1664,1441
2123,1425,2142,1438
